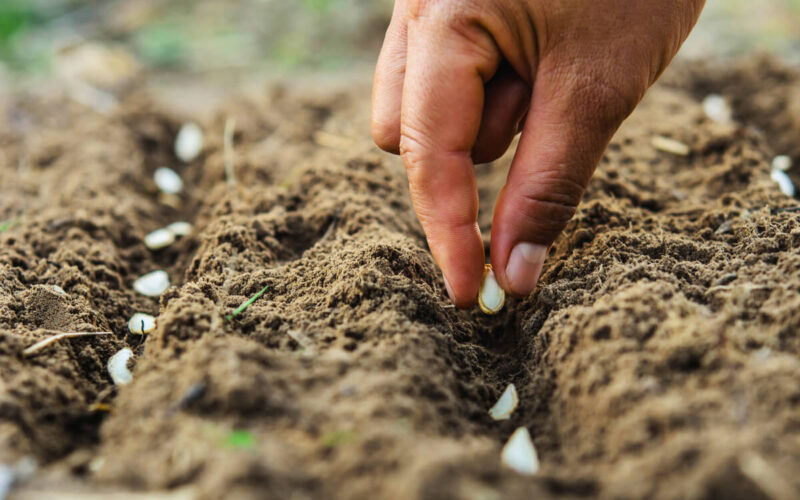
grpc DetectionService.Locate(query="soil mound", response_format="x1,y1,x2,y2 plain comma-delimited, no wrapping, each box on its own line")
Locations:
1,57,800,499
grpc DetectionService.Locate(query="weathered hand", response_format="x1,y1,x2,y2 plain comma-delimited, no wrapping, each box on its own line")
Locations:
372,0,705,307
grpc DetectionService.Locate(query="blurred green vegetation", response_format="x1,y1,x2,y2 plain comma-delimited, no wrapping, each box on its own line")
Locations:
0,0,798,78
0,0,393,76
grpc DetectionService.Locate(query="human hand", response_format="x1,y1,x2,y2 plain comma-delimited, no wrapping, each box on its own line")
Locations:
371,0,704,307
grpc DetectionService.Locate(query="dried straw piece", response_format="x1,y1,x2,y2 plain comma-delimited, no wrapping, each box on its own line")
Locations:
23,331,112,357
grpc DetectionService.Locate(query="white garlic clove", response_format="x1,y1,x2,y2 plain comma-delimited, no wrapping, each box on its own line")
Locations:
166,221,193,237
651,135,690,156
154,167,183,195
772,155,792,172
133,270,170,297
771,169,795,197
108,348,134,385
702,94,732,124
127,313,156,335
478,264,505,315
175,122,204,163
489,383,519,421
144,228,175,250
501,427,540,476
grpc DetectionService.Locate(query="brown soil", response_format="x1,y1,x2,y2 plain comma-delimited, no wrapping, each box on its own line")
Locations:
1,57,800,500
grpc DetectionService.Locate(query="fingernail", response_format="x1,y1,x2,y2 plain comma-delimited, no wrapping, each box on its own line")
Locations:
442,274,456,304
505,242,547,296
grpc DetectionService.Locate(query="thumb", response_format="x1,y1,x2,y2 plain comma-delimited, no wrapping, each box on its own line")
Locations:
490,65,641,297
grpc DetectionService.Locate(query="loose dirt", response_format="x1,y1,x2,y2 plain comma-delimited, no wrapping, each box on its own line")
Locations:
1,56,800,499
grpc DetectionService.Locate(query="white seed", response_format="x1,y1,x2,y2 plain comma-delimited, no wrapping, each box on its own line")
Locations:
478,264,505,315
51,285,67,296
144,228,175,250
702,94,732,124
133,270,170,297
175,122,204,163
489,383,519,421
108,348,134,386
501,427,539,476
154,167,184,195
166,221,193,237
772,155,792,172
127,313,156,335
771,169,795,197
651,135,690,156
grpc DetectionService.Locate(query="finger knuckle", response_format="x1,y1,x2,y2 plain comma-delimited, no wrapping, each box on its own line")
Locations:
514,175,582,239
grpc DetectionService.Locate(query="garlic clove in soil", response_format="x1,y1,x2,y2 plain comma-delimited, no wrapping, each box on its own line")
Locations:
108,348,134,386
154,167,184,195
175,122,204,163
489,383,519,421
702,94,732,124
501,427,540,476
771,169,795,197
478,265,505,315
127,313,156,335
651,135,690,156
772,155,792,172
166,221,193,237
144,228,175,250
133,270,170,297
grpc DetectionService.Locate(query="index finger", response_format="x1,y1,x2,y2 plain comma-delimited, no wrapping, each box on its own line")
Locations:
400,8,500,307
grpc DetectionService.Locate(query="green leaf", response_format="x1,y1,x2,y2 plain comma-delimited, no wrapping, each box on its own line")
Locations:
225,284,269,321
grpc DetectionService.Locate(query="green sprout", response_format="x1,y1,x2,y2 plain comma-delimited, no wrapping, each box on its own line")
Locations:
224,284,269,321
0,219,18,232
225,430,256,450
321,429,357,448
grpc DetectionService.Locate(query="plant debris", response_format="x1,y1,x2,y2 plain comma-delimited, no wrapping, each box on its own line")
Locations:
23,331,112,357
225,284,269,321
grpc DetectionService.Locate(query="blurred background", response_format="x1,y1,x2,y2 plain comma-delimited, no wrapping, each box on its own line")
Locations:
0,0,798,93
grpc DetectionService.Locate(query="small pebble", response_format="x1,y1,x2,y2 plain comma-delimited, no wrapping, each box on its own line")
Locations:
501,427,539,476
772,155,792,172
144,228,175,250
51,285,67,296
702,94,732,124
166,221,193,237
771,169,795,197
133,270,170,297
154,167,183,195
651,136,690,156
127,313,156,335
175,122,204,163
489,383,519,421
108,348,134,386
